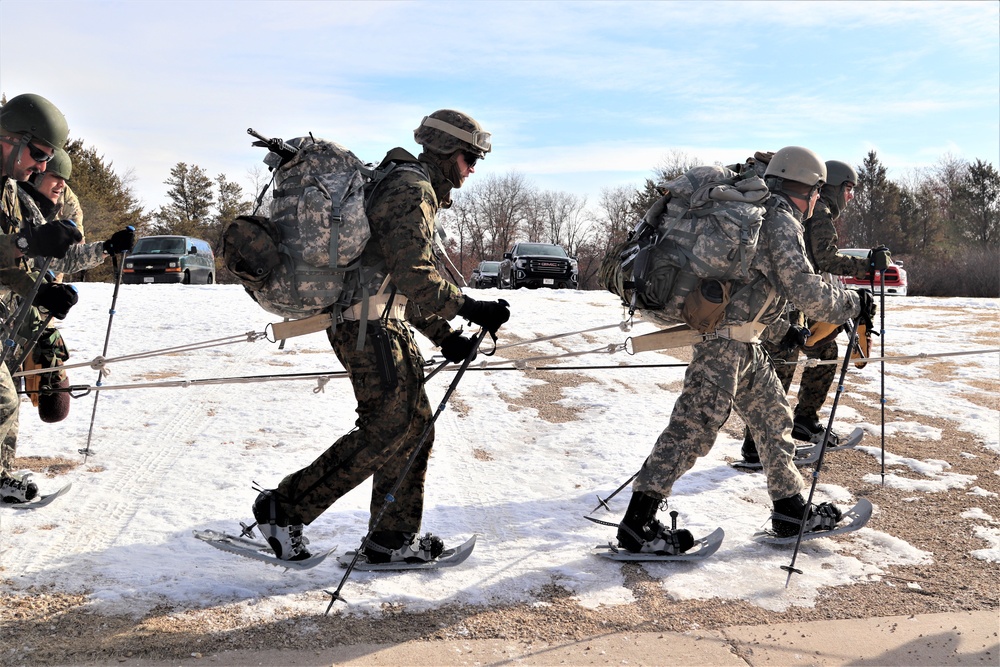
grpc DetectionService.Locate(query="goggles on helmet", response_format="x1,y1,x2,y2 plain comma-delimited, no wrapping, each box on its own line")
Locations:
419,116,491,154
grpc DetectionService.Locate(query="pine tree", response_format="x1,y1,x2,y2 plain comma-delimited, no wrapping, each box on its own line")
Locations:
64,138,150,282
154,163,214,237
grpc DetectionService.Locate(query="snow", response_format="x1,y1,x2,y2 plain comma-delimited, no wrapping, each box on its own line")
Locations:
0,286,997,617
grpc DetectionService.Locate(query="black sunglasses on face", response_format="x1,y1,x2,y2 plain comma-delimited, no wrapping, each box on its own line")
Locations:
25,142,54,164
462,151,479,168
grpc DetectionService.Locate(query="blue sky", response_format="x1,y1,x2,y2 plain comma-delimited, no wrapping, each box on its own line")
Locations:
2,1,997,214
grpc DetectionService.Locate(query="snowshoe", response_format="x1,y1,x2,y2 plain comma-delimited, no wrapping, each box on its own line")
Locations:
362,530,445,564
0,472,39,504
616,491,695,555
771,493,843,538
251,489,312,561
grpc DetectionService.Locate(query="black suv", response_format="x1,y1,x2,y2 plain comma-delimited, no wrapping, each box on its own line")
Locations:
499,243,578,289
471,260,501,288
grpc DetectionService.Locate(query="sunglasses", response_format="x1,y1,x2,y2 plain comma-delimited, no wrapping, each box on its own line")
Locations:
462,151,479,168
25,142,54,164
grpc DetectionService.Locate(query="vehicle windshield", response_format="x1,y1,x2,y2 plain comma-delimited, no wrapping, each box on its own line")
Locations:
133,238,187,255
480,262,500,272
516,244,567,257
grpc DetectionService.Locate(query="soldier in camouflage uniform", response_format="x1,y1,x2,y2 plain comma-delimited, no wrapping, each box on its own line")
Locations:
615,147,876,553
741,160,888,463
0,93,135,504
252,110,511,562
27,147,85,236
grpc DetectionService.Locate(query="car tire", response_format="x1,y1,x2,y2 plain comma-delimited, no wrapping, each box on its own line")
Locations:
182,270,191,285
206,273,214,285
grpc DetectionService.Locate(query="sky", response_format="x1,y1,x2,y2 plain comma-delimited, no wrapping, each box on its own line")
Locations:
0,284,997,622
2,1,998,217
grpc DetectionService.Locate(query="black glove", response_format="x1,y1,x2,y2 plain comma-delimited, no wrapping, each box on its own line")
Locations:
34,283,79,320
440,332,478,364
868,245,892,275
779,325,811,353
103,226,136,254
18,220,82,259
854,289,876,330
458,297,510,334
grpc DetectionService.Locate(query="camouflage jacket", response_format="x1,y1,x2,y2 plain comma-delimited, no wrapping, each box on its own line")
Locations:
0,177,105,297
725,193,859,329
364,147,464,346
53,184,86,240
804,197,869,280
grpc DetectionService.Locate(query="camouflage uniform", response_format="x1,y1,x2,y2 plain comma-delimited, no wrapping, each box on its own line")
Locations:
0,177,105,476
634,193,860,502
766,195,869,422
270,148,465,531
52,184,84,239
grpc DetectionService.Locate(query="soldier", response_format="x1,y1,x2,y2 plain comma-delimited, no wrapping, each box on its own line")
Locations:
27,147,85,236
740,160,888,464
0,93,135,504
252,110,510,562
615,147,875,553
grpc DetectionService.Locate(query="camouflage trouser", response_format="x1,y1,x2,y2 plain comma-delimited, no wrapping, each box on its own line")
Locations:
634,338,804,502
273,318,434,530
0,361,20,477
766,336,839,421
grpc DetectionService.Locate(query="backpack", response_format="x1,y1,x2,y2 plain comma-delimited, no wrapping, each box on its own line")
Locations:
221,134,416,325
600,165,770,332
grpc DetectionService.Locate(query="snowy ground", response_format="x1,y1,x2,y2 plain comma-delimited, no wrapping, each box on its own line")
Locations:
0,284,997,619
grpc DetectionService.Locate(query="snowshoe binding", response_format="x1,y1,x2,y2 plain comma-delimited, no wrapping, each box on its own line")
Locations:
616,492,694,555
771,493,843,538
0,472,39,504
791,414,826,442
251,489,312,561
362,530,445,564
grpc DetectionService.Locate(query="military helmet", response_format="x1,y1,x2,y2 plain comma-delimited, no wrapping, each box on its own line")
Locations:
414,109,491,158
824,160,858,188
764,146,826,187
45,148,73,180
0,93,69,149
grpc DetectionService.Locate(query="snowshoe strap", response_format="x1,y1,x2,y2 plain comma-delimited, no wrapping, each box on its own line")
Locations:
772,502,843,532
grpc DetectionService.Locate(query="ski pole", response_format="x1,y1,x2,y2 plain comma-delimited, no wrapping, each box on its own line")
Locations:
782,317,861,587
875,252,888,485
589,471,639,514
80,249,128,461
9,312,54,375
323,327,487,614
0,257,54,369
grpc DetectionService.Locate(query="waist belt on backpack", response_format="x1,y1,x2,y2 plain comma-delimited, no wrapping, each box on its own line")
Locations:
342,295,408,322
629,285,776,352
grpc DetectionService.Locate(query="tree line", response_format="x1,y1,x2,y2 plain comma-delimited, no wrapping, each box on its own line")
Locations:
55,138,999,297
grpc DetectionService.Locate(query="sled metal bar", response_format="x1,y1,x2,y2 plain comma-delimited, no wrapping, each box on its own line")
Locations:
782,318,861,587
323,328,488,614
787,348,999,367
493,321,629,352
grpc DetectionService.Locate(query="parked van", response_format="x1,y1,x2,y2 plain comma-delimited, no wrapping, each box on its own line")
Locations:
122,235,216,285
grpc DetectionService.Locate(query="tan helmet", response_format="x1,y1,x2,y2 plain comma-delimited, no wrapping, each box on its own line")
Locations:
414,109,491,158
0,93,69,149
45,148,73,180
764,146,826,187
824,160,858,188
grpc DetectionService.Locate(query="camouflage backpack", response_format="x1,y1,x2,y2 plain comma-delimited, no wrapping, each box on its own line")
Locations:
600,165,770,331
222,133,415,322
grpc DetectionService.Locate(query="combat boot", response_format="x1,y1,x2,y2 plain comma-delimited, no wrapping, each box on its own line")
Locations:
616,491,694,555
252,490,312,561
771,493,843,538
